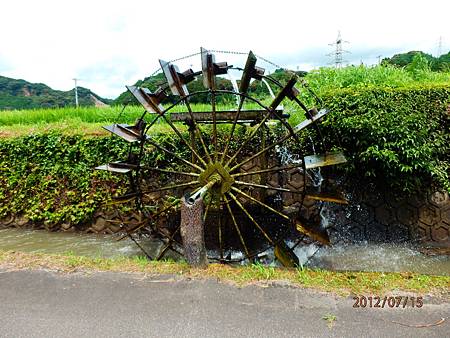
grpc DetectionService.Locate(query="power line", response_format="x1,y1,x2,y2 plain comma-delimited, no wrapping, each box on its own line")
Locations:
327,31,350,68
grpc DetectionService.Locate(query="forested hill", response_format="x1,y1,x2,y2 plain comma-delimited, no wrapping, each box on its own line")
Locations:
0,75,112,110
113,69,307,106
383,51,450,71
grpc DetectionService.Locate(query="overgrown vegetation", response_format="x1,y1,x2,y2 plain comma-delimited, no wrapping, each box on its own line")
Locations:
0,250,448,294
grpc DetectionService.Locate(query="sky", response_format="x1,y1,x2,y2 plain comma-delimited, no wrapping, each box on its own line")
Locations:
0,0,448,99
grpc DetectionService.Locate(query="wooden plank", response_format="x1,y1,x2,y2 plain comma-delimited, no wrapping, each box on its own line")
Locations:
95,162,136,174
305,191,348,204
103,124,140,142
160,59,188,97
304,152,347,169
127,86,163,114
169,109,286,122
292,109,329,133
295,217,330,246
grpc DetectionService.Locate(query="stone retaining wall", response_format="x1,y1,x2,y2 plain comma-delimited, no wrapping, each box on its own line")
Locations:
2,174,449,247
325,179,449,245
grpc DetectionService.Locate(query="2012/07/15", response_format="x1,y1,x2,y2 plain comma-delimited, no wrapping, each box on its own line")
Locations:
353,296,423,308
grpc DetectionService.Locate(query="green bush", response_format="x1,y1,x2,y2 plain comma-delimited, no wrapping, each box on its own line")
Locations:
321,84,450,193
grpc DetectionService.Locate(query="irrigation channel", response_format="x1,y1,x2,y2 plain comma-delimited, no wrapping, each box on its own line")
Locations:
1,228,448,276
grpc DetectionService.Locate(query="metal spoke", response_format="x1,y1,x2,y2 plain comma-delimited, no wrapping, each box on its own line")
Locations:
146,139,203,172
227,191,274,245
143,167,199,177
211,91,218,162
220,97,245,165
229,107,330,174
223,102,298,169
185,100,213,163
230,186,289,221
142,180,199,195
202,197,213,222
232,164,302,178
117,199,181,241
235,180,301,194
224,195,251,261
156,225,181,260
218,205,224,261
229,133,291,173
224,112,272,168
160,114,207,167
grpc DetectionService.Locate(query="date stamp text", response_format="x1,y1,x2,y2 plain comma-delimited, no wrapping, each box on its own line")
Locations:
352,296,423,308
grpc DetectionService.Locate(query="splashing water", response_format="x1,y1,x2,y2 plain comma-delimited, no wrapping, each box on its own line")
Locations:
261,78,276,99
227,72,240,106
275,145,302,166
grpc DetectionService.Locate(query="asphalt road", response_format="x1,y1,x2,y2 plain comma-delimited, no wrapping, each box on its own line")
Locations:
0,268,448,338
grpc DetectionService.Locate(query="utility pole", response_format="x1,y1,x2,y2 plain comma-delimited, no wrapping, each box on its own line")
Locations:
327,31,350,68
377,55,382,65
73,78,79,108
437,36,443,57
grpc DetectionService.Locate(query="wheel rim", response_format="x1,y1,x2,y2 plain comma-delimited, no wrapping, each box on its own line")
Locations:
97,49,348,265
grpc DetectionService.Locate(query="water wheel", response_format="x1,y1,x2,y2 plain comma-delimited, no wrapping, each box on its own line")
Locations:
97,48,347,266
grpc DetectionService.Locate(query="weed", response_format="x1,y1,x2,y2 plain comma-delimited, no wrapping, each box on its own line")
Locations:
322,313,337,329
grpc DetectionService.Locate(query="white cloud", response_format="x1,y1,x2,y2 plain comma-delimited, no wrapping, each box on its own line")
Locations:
0,0,448,98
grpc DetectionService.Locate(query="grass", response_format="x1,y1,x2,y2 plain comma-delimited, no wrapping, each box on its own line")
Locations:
0,101,271,138
0,106,143,126
0,118,186,138
0,102,264,126
0,250,448,296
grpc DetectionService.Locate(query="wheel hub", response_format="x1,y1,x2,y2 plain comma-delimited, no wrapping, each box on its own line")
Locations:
198,162,234,195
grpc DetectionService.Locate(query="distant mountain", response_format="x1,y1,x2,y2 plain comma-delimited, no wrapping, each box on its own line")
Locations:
0,75,112,110
382,51,450,71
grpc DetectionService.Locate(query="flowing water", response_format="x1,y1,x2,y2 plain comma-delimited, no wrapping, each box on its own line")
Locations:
261,78,275,99
0,227,448,275
0,228,179,260
308,243,450,276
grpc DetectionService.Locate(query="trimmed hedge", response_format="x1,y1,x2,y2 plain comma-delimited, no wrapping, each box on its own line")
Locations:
321,84,450,193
